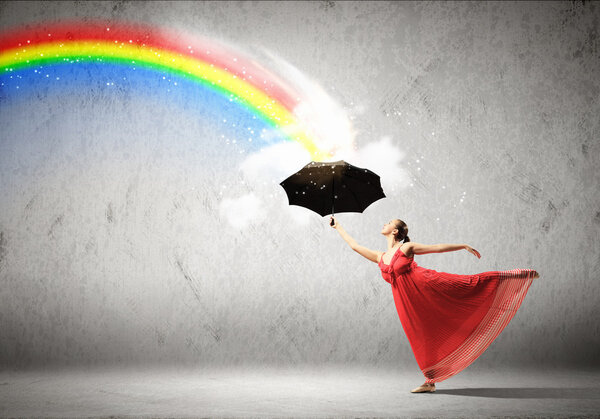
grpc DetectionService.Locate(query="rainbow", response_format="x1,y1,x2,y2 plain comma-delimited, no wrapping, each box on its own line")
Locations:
0,20,331,160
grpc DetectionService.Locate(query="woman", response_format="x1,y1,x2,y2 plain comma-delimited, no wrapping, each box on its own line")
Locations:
330,217,539,393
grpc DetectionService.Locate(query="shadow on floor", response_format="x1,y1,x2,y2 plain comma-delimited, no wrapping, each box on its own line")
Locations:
435,387,600,399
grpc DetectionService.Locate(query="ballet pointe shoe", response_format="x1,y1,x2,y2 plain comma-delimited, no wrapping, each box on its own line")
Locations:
411,382,436,393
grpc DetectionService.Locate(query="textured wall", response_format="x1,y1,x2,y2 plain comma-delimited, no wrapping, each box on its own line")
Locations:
1,1,599,370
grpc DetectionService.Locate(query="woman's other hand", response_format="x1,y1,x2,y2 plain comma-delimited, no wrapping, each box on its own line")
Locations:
464,245,481,258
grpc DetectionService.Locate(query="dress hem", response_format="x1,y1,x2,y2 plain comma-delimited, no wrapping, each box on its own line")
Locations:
420,269,538,383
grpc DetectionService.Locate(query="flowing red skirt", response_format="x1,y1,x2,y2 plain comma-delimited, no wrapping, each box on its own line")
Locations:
379,248,538,384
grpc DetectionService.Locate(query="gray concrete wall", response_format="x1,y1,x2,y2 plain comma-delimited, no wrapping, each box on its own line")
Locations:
0,1,598,370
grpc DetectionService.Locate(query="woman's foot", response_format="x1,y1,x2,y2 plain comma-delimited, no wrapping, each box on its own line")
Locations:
532,271,540,279
411,382,435,393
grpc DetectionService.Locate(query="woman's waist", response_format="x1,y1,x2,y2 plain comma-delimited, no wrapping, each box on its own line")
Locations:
383,260,418,275
394,260,419,274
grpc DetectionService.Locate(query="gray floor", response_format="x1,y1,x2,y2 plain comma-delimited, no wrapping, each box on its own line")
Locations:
1,365,599,418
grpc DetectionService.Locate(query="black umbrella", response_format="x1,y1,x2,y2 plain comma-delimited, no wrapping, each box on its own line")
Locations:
279,160,386,223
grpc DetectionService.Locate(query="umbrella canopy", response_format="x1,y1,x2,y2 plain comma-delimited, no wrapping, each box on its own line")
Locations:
279,160,386,217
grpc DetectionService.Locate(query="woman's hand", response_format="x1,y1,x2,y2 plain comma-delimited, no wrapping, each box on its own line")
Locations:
464,245,481,258
329,216,338,229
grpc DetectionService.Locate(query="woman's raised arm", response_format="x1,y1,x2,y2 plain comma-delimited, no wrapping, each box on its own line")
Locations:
330,217,382,264
409,242,481,258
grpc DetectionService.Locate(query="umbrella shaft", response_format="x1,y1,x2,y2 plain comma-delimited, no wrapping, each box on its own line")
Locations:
331,177,335,217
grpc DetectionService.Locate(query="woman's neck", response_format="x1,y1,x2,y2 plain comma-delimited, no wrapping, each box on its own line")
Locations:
386,235,401,251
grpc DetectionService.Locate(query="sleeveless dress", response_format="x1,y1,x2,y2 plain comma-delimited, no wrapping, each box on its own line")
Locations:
378,246,538,384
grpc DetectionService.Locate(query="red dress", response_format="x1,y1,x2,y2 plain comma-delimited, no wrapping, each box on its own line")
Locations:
379,246,538,384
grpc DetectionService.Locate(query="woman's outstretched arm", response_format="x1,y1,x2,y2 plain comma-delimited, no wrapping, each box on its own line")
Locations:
409,242,481,258
330,217,382,264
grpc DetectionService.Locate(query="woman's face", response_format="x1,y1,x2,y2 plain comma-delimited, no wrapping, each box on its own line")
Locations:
381,220,398,236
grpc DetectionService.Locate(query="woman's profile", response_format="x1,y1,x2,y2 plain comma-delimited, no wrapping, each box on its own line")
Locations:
330,217,540,393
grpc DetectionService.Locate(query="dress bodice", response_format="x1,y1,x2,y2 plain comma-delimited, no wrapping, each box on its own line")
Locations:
379,247,417,284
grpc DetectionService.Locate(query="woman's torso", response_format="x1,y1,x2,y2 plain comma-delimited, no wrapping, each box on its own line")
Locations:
379,243,418,283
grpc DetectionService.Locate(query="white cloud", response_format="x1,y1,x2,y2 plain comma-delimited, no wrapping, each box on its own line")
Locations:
226,137,410,228
219,193,266,229
232,143,321,227
239,141,312,184
332,136,411,192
